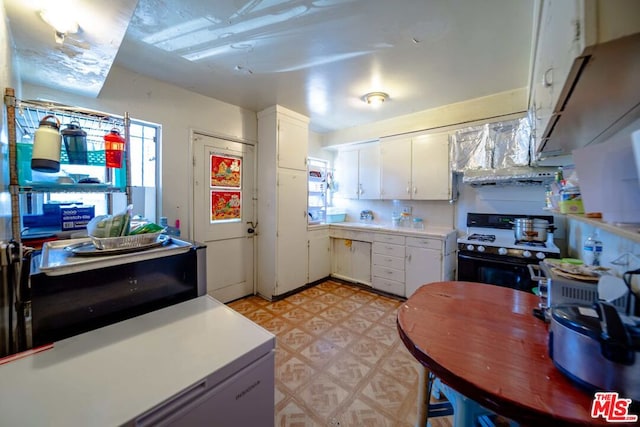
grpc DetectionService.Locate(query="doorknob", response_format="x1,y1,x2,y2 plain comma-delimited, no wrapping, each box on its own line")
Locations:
246,221,257,234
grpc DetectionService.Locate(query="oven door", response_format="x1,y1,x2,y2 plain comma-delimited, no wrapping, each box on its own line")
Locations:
457,251,536,293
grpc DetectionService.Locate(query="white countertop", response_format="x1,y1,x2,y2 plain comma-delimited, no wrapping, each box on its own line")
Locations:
0,295,275,427
321,221,457,238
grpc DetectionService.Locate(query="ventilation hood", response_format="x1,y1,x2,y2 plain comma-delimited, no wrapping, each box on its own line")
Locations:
462,167,556,187
537,33,640,159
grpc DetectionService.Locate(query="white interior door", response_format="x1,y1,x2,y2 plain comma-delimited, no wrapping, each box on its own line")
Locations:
193,133,255,303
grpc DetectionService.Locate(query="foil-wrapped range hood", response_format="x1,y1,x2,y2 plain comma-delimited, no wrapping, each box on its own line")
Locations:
461,167,556,187
451,118,557,186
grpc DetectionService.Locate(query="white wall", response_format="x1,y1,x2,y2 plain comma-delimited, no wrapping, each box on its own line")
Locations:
456,180,552,229
332,198,455,229
321,88,527,146
21,65,257,239
308,130,333,163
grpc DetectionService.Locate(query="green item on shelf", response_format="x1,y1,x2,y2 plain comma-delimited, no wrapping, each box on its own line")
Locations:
129,222,164,235
561,258,583,265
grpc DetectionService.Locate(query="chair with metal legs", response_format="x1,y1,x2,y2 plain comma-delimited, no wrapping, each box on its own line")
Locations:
417,366,517,427
431,376,519,427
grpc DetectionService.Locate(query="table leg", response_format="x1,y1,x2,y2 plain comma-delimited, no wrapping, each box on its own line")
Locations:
416,366,428,427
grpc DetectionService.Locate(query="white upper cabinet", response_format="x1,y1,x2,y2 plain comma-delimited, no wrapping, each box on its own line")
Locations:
358,144,381,199
380,136,412,199
334,143,380,200
530,0,583,152
530,0,640,157
334,149,359,199
411,132,451,200
277,115,309,171
380,132,451,200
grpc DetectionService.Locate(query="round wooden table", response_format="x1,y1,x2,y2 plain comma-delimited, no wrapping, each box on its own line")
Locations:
397,281,635,426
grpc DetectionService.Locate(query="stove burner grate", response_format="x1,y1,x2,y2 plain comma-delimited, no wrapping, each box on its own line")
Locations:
515,240,547,248
468,234,496,242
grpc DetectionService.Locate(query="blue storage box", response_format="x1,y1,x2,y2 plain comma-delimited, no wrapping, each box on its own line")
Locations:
61,206,95,231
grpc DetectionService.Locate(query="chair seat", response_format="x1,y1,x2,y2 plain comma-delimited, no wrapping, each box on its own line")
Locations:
431,378,517,427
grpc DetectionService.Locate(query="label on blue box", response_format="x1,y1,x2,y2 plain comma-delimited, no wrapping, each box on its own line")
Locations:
61,206,95,231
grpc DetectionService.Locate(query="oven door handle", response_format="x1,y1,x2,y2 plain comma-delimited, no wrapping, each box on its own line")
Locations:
527,264,546,281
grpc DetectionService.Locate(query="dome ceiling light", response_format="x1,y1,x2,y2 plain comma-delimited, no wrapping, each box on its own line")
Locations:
362,92,389,106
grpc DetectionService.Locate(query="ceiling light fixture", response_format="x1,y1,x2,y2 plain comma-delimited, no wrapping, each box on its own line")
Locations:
362,92,389,106
39,8,79,44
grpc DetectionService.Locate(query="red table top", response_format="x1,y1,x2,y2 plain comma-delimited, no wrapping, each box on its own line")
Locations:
397,281,636,426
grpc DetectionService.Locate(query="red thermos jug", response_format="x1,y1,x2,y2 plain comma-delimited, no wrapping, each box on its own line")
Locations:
103,129,125,168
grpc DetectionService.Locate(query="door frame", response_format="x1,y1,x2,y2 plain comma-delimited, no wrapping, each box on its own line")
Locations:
188,129,258,294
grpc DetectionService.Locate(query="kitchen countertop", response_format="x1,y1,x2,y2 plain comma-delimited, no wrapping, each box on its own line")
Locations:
0,295,275,426
310,221,456,239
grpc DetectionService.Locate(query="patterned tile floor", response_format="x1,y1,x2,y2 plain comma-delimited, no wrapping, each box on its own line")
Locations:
227,280,454,427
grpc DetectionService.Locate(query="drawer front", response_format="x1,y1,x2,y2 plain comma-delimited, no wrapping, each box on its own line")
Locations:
373,242,405,258
406,236,442,250
374,233,405,245
372,265,405,283
329,229,374,242
372,277,405,296
329,228,346,239
372,253,405,271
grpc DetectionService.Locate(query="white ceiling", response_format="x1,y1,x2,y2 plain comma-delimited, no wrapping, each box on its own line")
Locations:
5,0,534,133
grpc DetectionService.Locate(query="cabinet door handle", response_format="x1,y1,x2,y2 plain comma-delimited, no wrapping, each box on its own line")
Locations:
407,254,412,262
542,68,553,87
413,186,417,194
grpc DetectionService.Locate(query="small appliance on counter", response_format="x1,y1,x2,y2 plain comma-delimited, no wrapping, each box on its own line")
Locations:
529,260,635,321
359,210,373,222
549,301,640,401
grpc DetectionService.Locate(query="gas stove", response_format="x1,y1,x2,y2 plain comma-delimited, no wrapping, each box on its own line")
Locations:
458,213,561,261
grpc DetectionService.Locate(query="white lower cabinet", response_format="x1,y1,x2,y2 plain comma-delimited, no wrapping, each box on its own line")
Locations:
329,226,456,298
405,236,455,297
308,228,331,283
330,229,372,286
372,233,406,296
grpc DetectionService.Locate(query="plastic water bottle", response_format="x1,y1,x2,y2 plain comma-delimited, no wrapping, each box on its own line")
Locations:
582,231,603,266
